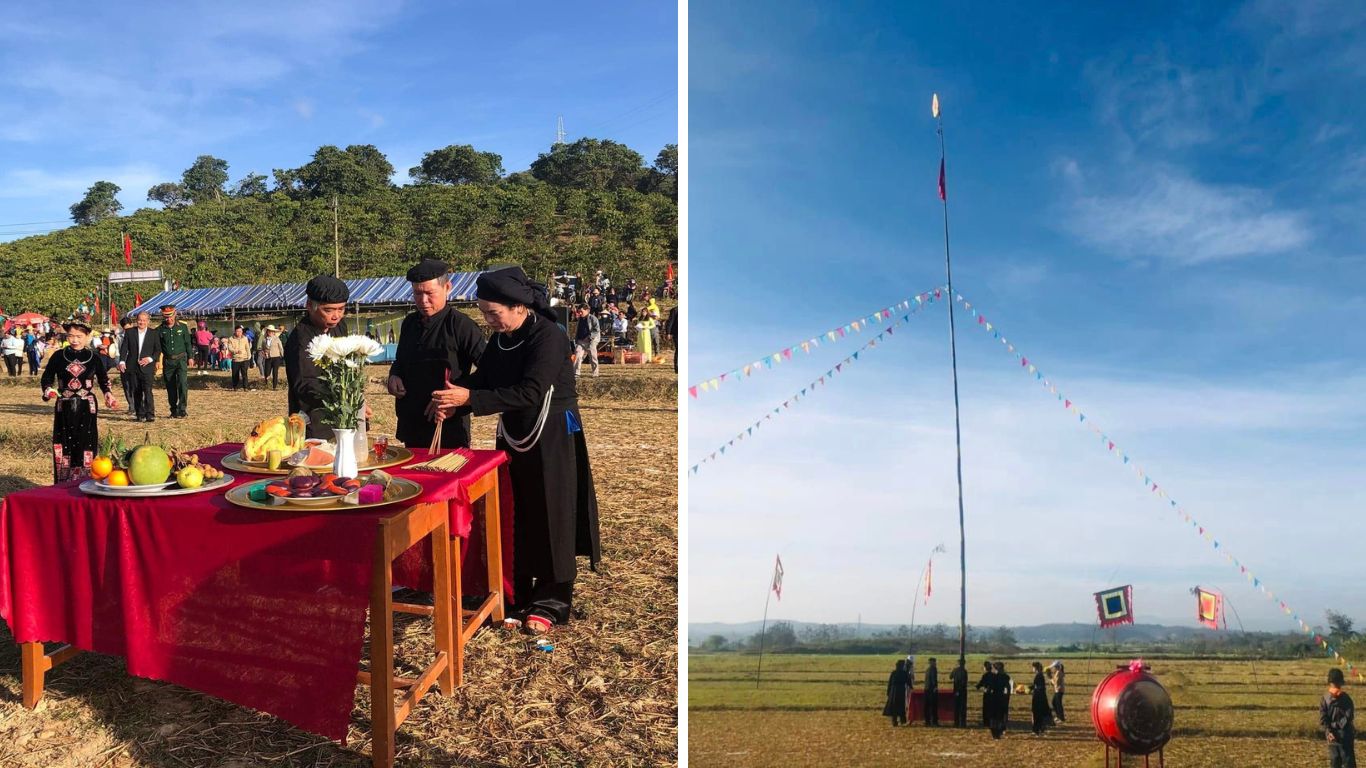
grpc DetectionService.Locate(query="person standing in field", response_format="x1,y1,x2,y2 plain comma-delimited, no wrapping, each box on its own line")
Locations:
1030,661,1051,735
1048,661,1066,724
976,660,994,728
156,303,192,418
1322,667,1356,768
988,661,1011,739
884,659,910,727
949,658,969,727
924,658,940,727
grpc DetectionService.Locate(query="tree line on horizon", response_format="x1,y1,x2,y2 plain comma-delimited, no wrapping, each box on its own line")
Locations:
2,138,676,318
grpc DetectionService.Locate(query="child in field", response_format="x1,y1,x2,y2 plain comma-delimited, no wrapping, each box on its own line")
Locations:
41,318,117,482
1321,667,1356,768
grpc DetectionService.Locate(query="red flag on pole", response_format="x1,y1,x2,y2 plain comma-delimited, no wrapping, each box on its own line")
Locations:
925,560,932,605
134,291,143,307
123,233,133,266
667,262,674,281
110,300,119,327
938,159,947,201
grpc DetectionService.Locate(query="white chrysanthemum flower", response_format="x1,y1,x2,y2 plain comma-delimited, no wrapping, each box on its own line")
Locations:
356,337,383,358
307,335,332,363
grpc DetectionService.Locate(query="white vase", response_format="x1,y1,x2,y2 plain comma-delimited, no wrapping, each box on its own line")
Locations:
332,428,359,479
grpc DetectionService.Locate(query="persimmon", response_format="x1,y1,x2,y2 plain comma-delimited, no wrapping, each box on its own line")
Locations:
106,469,130,486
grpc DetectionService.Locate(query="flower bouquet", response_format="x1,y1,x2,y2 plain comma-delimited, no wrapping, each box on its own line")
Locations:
306,334,383,477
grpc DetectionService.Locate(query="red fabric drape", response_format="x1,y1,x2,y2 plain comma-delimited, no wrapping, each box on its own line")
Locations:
123,233,133,266
0,443,513,742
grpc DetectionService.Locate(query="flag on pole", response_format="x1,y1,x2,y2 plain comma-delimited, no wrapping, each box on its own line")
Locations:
135,291,143,307
924,559,932,605
1095,585,1134,628
667,262,674,282
938,158,947,201
1196,587,1223,630
123,233,133,266
771,555,784,601
109,299,118,327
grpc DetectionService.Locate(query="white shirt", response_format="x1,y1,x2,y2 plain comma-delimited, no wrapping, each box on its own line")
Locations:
1,336,22,356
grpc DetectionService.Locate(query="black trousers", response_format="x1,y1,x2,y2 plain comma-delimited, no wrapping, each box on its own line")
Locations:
231,360,249,389
131,366,156,419
1052,691,1065,723
4,355,19,376
262,357,281,387
924,690,939,725
953,688,968,726
1330,738,1356,768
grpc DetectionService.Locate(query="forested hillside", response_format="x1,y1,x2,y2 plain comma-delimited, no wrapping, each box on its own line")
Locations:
0,138,677,316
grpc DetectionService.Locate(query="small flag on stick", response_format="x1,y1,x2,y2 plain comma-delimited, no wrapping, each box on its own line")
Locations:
771,555,784,601
123,233,133,266
938,158,947,201
924,559,932,605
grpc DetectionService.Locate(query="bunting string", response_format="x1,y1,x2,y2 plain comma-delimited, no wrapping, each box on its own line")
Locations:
689,291,944,473
688,288,947,399
956,293,1363,680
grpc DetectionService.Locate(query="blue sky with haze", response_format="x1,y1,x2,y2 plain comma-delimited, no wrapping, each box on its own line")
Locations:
0,1,676,240
689,1,1366,631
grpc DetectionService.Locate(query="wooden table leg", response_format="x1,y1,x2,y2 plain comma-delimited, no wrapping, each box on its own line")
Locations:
21,642,45,709
447,515,464,689
371,529,396,768
483,474,505,623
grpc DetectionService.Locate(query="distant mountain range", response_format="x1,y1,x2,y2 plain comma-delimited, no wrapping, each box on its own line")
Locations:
688,619,1299,646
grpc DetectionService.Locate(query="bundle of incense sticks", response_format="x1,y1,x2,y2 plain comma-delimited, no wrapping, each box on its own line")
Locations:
409,449,469,473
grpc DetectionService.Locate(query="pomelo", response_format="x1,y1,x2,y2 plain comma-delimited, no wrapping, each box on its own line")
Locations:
128,445,173,486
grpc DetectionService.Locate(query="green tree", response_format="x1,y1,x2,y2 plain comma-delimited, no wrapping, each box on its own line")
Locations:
272,168,304,199
181,155,230,204
294,144,394,198
753,621,797,651
409,144,504,185
699,635,729,652
1327,611,1356,643
530,138,645,191
69,181,123,225
146,182,190,209
231,172,269,198
638,144,678,198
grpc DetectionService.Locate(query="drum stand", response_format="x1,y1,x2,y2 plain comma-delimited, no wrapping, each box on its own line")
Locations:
1105,746,1165,768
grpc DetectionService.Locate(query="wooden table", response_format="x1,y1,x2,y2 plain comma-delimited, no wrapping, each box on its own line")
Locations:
21,499,456,768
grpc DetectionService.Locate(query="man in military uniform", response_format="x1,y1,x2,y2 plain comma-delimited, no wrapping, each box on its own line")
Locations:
156,302,192,418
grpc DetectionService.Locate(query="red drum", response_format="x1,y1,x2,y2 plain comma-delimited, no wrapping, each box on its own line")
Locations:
1091,666,1173,756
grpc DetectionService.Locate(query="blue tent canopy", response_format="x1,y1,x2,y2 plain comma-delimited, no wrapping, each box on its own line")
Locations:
125,272,484,318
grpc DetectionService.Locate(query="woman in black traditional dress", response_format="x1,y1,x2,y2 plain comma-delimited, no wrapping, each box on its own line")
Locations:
1029,661,1051,735
40,319,117,482
884,659,909,726
428,266,601,635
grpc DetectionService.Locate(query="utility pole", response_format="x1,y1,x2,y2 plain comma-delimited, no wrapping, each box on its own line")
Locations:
332,195,341,278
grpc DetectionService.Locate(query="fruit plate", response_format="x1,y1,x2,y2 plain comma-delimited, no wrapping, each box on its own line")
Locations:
221,446,415,475
223,477,423,512
79,474,235,498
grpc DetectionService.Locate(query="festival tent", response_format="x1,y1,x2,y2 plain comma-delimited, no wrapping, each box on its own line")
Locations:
124,271,484,319
2,311,50,333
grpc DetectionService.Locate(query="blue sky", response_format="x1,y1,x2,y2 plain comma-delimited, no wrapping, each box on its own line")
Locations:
0,1,677,240
688,1,1366,632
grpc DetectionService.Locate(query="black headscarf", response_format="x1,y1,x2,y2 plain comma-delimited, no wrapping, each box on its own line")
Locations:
475,266,556,322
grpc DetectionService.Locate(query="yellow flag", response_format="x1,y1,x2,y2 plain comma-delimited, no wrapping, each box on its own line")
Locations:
931,93,940,118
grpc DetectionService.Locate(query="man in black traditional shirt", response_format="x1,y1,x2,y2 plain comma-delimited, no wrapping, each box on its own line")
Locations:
385,259,486,450
285,275,351,439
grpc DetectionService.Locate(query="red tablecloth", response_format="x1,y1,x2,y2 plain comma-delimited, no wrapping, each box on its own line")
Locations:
389,448,515,601
0,443,512,742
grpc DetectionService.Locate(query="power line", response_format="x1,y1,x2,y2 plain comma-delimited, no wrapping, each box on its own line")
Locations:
0,219,69,228
576,89,678,137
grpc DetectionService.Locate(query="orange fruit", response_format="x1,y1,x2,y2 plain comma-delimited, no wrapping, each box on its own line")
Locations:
106,469,130,486
91,456,113,479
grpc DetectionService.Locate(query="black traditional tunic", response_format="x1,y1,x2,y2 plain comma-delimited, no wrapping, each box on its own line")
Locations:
41,347,111,482
459,312,600,623
1030,671,1051,733
284,315,347,439
389,306,485,449
884,667,910,721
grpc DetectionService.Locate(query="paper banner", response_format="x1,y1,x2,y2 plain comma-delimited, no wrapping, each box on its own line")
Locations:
689,287,946,398
689,292,942,473
957,293,1363,680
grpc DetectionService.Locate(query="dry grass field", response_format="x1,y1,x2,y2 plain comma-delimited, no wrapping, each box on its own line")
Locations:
0,358,678,767
689,652,1332,767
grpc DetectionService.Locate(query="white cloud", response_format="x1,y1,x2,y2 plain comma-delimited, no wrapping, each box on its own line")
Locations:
1061,163,1311,265
293,99,316,120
